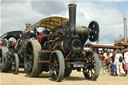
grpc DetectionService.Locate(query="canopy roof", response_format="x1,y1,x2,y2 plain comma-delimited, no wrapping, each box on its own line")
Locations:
24,17,69,33
0,31,23,40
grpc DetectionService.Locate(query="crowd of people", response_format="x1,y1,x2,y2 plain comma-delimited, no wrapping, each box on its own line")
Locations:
99,49,128,76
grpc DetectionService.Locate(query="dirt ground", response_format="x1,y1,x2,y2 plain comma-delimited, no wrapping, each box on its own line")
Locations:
0,69,128,85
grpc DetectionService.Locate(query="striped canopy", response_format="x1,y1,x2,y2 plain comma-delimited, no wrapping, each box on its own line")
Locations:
24,17,69,33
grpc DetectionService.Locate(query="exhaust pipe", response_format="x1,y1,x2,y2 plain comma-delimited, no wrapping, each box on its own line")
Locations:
68,4,77,33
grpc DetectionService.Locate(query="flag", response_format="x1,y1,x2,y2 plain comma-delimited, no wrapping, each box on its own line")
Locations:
112,35,115,40
119,34,122,38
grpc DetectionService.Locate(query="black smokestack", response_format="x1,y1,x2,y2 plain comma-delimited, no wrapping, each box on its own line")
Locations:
68,4,77,32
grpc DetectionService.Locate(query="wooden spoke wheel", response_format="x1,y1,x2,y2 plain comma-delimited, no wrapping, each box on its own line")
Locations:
83,51,100,80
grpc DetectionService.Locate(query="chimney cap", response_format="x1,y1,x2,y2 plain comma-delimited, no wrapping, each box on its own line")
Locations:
26,24,31,28
68,4,77,7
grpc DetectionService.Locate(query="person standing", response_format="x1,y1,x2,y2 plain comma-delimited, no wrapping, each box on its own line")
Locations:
111,51,116,75
124,49,128,75
102,59,106,75
114,50,125,76
107,52,112,72
99,53,103,69
103,52,108,71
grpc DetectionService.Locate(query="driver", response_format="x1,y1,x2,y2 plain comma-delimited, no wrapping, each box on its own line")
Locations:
8,37,16,53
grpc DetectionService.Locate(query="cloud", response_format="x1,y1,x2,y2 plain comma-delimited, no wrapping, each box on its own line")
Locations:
1,1,128,45
1,0,26,4
31,0,67,17
1,1,43,35
0,0,68,35
76,2,127,44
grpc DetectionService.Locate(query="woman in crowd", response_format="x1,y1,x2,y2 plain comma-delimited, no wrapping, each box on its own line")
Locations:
114,49,125,76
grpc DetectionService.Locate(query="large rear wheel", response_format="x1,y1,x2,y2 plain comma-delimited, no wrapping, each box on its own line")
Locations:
83,51,100,80
49,50,65,82
24,40,41,77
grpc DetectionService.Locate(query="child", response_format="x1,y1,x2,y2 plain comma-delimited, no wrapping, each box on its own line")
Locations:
102,60,106,75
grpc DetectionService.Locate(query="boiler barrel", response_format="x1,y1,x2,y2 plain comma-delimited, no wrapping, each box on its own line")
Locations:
75,26,89,35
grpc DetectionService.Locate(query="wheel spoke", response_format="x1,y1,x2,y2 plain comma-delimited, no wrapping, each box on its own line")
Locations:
27,53,31,57
25,47,34,74
91,69,93,78
28,47,32,53
27,63,32,71
54,58,57,64
54,57,59,76
12,61,16,71
29,56,33,61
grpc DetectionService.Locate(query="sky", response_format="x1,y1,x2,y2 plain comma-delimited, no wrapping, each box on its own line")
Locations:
0,0,128,45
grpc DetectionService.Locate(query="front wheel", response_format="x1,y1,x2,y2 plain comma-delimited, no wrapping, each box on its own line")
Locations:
49,50,65,82
11,54,19,74
83,51,100,80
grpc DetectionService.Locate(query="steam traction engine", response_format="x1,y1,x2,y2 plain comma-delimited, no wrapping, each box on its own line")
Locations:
24,4,100,82
0,31,23,73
